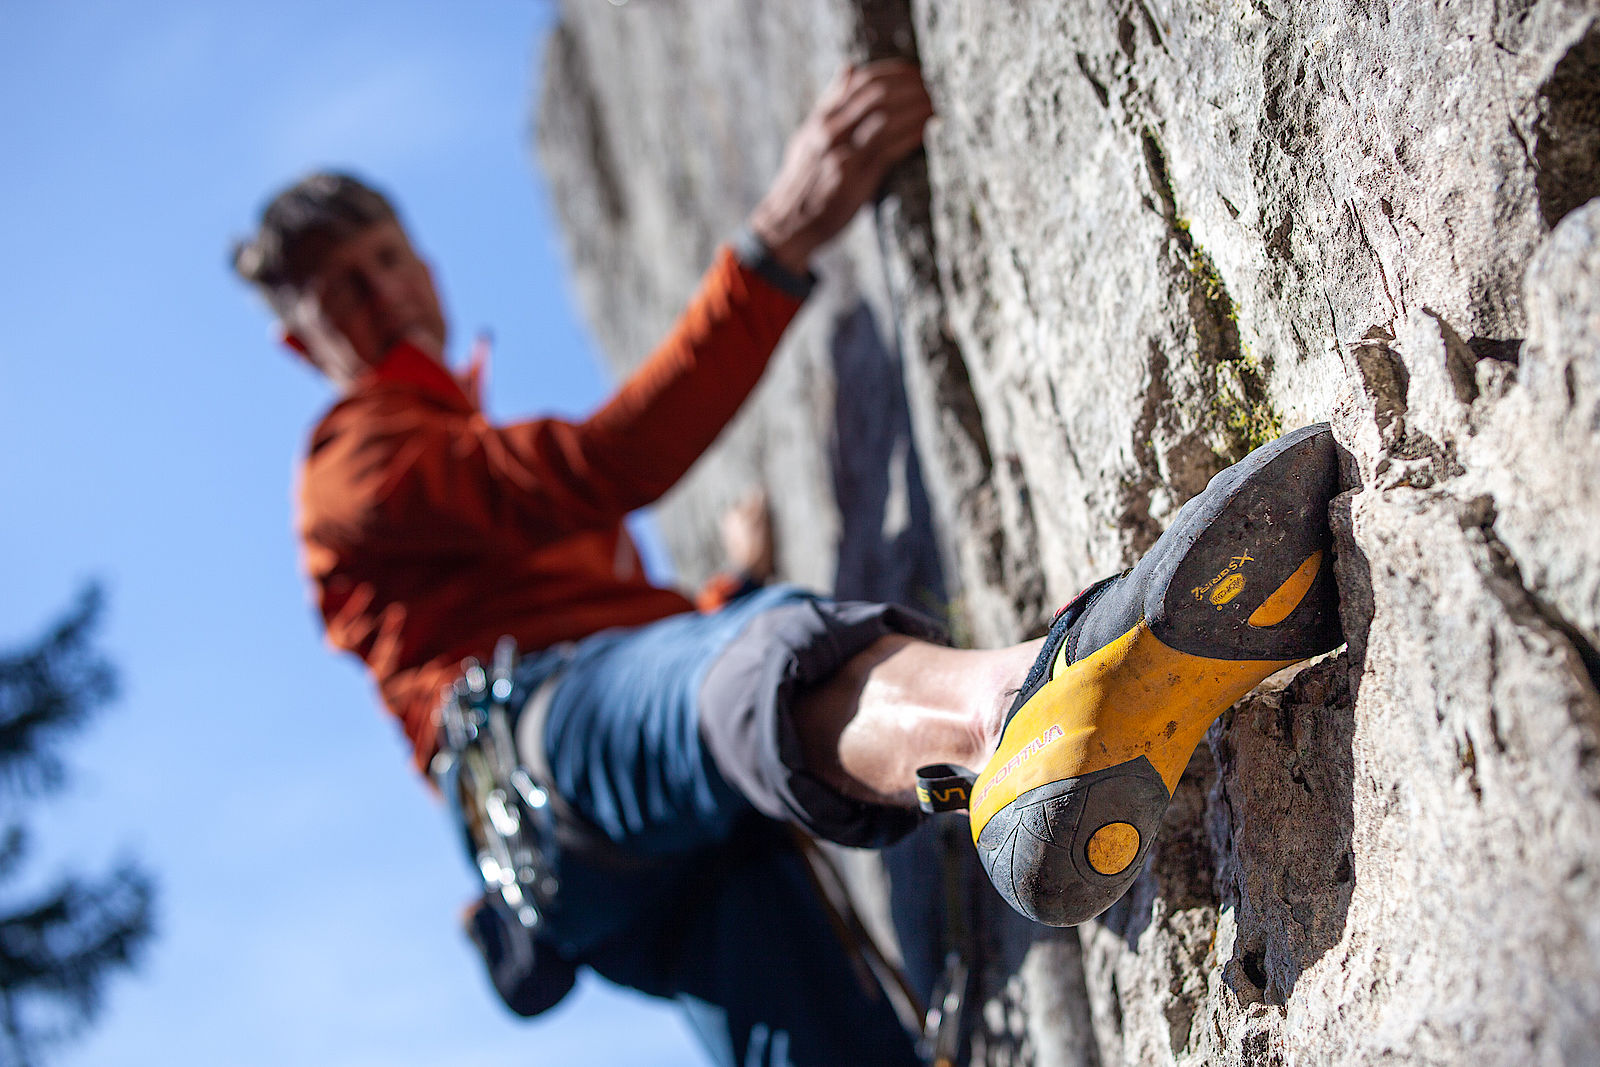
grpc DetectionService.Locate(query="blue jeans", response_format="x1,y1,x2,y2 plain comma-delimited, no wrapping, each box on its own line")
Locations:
507,586,922,1067
536,584,810,858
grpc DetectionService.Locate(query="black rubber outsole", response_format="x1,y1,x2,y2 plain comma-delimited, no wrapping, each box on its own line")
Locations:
1070,423,1343,664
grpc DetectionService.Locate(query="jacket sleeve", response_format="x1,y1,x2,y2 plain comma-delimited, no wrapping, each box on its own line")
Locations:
519,244,804,513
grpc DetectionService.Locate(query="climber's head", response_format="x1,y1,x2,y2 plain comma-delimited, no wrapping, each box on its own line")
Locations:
233,171,448,390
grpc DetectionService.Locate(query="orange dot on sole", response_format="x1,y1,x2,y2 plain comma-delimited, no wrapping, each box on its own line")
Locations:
1086,821,1142,875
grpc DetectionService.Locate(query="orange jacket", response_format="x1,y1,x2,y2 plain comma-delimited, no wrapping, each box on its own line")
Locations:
297,247,803,769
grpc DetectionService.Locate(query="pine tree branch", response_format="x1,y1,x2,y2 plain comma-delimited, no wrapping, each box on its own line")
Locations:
0,584,117,797
0,828,26,886
0,583,154,1066
0,861,154,1059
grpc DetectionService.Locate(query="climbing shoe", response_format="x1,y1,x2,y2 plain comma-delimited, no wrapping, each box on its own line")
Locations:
923,423,1343,926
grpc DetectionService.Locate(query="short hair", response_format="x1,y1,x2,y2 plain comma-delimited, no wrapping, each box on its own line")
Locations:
231,171,398,312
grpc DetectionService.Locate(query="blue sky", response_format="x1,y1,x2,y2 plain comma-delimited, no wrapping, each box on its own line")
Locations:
1,3,704,1064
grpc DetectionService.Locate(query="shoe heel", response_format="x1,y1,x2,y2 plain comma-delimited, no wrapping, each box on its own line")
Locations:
974,758,1169,926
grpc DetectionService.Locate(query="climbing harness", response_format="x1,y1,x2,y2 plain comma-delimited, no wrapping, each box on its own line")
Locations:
430,637,559,930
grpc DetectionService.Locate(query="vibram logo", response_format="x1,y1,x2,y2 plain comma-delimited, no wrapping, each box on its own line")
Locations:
974,724,1065,809
1209,573,1246,606
1191,554,1254,604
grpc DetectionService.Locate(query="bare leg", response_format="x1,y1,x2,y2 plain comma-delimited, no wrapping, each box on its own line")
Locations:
793,635,1043,808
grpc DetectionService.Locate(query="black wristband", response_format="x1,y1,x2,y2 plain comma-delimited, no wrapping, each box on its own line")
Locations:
731,226,817,301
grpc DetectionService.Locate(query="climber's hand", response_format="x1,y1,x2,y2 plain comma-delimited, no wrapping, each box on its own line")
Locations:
747,60,933,274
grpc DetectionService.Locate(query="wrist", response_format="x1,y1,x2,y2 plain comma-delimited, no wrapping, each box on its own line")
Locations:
732,224,817,301
744,191,822,273
748,223,812,276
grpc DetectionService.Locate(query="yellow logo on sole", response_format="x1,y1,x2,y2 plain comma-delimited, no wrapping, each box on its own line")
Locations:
1192,554,1254,606
1209,573,1246,606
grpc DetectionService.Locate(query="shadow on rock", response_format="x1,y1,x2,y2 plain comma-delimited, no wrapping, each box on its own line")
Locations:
828,301,946,613
1206,656,1357,1006
1535,22,1600,229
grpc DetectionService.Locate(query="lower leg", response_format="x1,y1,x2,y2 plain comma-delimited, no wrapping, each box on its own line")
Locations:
792,635,1041,808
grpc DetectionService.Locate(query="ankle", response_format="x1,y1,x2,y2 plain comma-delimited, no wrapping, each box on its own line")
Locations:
965,640,1044,767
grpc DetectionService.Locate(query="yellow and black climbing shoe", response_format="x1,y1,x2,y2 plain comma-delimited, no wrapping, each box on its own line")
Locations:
927,423,1343,926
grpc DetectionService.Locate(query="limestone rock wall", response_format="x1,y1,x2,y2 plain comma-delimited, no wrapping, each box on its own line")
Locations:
535,1,1600,1063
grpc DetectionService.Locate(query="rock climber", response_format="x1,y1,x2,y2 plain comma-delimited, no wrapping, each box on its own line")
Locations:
233,58,1342,1067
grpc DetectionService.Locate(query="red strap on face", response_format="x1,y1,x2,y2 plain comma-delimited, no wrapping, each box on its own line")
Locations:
1053,585,1096,623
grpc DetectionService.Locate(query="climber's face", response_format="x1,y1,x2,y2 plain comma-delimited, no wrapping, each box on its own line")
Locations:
279,219,448,390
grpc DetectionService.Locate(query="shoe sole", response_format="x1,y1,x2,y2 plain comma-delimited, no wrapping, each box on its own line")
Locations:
972,424,1342,925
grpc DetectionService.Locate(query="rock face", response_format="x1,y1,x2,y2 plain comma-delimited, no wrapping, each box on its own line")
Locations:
536,1,1600,1063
